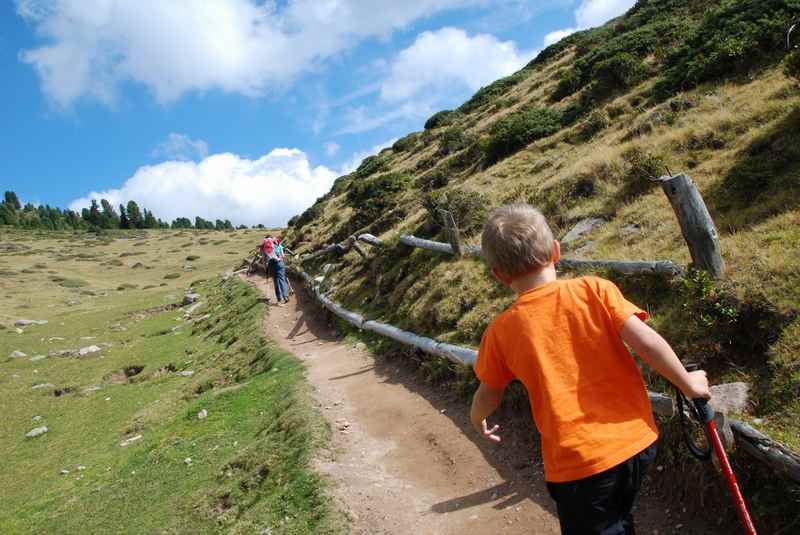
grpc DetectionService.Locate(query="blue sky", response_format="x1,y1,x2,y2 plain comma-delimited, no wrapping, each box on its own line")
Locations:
0,0,634,226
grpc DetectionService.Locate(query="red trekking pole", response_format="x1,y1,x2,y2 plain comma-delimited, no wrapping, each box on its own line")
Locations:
676,364,758,534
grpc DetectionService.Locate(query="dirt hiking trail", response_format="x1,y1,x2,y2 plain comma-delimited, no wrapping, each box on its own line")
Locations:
247,274,719,535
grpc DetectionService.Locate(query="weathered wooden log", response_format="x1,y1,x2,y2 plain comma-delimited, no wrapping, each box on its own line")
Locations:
399,235,678,275
438,209,463,257
399,235,457,254
301,243,340,262
648,392,675,417
558,259,682,276
358,234,384,247
362,320,442,355
435,343,477,367
729,420,800,483
318,294,365,329
658,173,725,279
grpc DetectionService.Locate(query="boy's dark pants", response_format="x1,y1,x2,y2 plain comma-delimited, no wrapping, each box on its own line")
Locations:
546,441,657,535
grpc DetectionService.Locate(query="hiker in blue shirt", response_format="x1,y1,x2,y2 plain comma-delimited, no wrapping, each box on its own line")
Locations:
272,237,290,305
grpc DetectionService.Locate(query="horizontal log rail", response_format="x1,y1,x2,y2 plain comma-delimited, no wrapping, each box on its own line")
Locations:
399,235,682,276
285,264,800,483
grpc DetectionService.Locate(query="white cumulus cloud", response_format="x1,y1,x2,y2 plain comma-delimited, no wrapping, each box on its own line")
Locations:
541,0,636,47
69,148,338,227
152,133,209,162
16,0,483,108
380,27,536,102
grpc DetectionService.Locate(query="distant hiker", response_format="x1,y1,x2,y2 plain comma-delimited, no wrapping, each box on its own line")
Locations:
271,237,290,305
259,235,276,274
469,204,710,535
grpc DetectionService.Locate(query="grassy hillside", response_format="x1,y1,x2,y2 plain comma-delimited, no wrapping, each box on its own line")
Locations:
286,0,800,526
0,228,340,534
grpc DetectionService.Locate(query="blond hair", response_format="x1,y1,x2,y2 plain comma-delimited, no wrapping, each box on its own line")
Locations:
481,204,554,277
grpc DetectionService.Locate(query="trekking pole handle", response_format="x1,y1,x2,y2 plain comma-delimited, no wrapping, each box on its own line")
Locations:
693,398,714,425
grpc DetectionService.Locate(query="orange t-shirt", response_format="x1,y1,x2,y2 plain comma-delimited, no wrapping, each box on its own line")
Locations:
475,276,658,483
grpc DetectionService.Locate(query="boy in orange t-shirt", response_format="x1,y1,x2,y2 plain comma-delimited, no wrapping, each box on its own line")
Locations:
470,204,710,535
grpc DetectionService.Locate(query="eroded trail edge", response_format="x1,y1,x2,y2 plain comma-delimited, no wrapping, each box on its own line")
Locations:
246,274,716,535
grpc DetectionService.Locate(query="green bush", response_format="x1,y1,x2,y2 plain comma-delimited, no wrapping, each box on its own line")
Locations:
588,52,647,99
353,154,391,179
448,139,488,172
785,50,800,84
438,127,471,156
618,147,665,200
392,133,418,152
416,169,449,191
338,172,414,237
485,108,563,164
655,0,800,98
458,71,528,114
421,188,489,237
579,110,610,141
424,110,458,130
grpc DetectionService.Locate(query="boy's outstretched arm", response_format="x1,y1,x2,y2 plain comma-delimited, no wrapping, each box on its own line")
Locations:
620,315,710,400
470,382,505,443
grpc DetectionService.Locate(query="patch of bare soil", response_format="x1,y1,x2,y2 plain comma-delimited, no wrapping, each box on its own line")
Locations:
246,274,720,535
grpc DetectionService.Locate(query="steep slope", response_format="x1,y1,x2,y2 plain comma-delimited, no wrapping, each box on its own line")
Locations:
287,0,800,528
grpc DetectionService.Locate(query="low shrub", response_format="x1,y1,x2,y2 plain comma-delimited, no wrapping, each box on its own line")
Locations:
655,0,800,98
618,147,665,200
485,108,563,164
458,71,529,114
588,52,647,100
353,154,391,179
416,169,449,191
437,127,471,156
579,110,610,141
421,188,489,236
392,133,418,152
424,110,458,130
785,49,800,84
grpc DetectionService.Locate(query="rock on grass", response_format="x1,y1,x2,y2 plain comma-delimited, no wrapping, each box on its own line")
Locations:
26,426,48,438
15,319,48,327
9,350,27,359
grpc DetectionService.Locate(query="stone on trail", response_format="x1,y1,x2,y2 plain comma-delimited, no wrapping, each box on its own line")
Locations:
182,293,201,305
561,217,606,244
26,426,48,438
9,350,27,359
78,345,102,357
119,434,143,447
15,319,48,327
710,382,750,414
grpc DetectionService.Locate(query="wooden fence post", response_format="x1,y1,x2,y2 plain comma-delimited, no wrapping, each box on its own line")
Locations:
437,209,463,257
658,173,725,279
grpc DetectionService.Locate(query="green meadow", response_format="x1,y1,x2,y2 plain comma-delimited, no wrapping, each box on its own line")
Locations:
0,228,340,534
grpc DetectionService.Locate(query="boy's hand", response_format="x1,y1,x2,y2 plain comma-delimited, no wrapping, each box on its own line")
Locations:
478,419,502,443
682,370,711,400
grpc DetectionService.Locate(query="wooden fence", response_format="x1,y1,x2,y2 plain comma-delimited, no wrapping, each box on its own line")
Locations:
286,172,800,483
